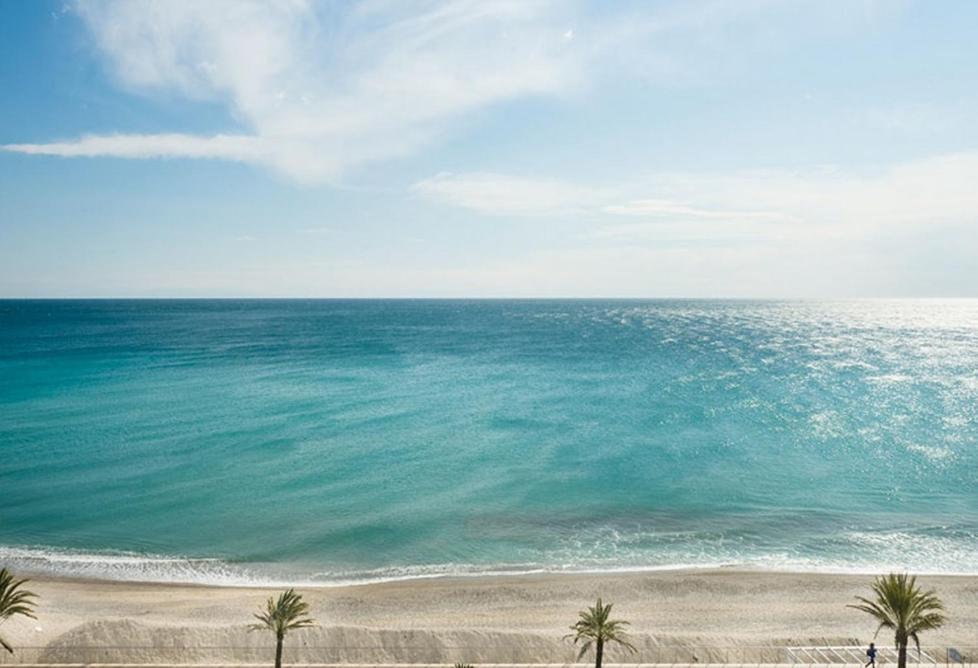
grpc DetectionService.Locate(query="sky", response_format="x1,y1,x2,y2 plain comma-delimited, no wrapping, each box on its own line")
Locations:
1,0,977,298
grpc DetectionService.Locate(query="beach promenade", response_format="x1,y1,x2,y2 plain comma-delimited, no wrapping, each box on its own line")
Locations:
0,663,975,668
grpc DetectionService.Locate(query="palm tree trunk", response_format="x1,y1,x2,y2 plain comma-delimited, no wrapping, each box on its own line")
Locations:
275,633,284,668
898,642,907,668
595,638,604,668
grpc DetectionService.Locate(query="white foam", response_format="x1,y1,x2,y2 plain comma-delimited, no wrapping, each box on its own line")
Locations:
3,535,977,589
866,373,914,385
905,442,954,462
0,545,271,586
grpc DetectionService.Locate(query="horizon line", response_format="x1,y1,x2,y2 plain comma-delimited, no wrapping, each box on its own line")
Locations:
2,296,977,301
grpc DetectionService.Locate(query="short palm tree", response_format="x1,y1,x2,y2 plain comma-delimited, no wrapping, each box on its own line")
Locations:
849,573,946,668
566,598,636,668
249,589,315,668
0,568,38,654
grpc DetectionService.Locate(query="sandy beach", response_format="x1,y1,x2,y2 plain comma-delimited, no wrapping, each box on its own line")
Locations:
2,569,976,663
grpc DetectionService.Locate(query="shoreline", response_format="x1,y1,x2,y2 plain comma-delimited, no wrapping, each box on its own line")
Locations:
16,562,978,589
6,545,978,589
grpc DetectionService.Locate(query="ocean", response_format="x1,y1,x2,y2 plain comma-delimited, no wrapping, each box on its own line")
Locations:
1,299,976,585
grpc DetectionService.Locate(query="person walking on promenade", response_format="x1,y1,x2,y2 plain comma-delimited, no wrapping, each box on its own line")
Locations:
866,642,878,668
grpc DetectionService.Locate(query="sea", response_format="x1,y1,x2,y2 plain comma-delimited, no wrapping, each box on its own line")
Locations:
1,299,976,586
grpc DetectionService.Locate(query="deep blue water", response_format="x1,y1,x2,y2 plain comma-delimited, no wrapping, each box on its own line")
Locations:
1,299,976,584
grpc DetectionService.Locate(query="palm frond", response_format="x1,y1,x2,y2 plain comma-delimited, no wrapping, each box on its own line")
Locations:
566,598,636,655
849,573,946,653
0,569,39,654
575,639,594,660
248,589,314,636
0,569,38,622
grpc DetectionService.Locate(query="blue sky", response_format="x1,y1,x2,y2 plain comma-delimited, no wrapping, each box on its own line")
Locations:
2,0,977,297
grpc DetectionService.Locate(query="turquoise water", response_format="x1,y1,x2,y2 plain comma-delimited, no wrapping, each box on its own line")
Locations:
1,299,976,584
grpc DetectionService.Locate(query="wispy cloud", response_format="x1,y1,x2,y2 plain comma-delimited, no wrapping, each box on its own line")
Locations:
4,133,261,161
411,172,605,216
1,0,901,183
414,151,978,245
3,0,583,183
645,151,978,235
410,171,797,229
603,199,791,222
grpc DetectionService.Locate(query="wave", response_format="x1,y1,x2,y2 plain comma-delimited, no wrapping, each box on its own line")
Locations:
0,545,735,587
0,545,269,586
3,535,978,589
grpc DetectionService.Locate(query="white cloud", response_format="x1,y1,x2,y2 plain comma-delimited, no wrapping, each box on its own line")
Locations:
587,221,786,244
411,172,605,216
414,152,978,274
2,0,583,183
413,151,978,247
3,134,261,161
411,172,794,230
604,199,792,222
645,151,978,235
1,0,903,183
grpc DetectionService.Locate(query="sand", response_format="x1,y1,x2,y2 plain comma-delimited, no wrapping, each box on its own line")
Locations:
2,569,976,664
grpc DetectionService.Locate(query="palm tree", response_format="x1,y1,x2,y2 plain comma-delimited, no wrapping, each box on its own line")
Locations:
0,568,38,654
849,573,946,668
566,598,636,668
249,589,315,668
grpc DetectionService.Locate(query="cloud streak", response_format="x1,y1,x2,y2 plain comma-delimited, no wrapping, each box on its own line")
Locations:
413,151,978,246
411,172,605,216
603,199,791,222
4,134,261,161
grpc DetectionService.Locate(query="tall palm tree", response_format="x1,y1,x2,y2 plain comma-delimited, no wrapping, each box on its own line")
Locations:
849,573,946,668
566,598,636,668
0,568,38,654
249,589,315,668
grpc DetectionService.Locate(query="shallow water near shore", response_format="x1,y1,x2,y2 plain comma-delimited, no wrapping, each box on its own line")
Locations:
1,299,977,584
